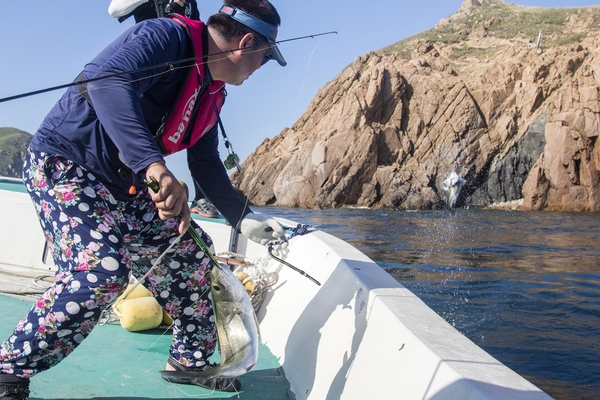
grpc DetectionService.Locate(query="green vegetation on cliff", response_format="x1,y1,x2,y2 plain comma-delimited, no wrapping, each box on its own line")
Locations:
383,1,600,60
0,127,32,178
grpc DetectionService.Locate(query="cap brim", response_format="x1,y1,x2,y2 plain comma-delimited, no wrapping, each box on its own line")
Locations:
268,40,286,67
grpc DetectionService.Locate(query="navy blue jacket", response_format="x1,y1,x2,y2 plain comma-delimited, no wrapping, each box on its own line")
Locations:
30,18,250,226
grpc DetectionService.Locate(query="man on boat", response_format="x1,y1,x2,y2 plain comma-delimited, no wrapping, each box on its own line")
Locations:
109,0,224,219
0,0,285,398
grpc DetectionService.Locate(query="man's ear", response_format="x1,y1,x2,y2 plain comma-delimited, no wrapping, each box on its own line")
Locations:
239,32,255,49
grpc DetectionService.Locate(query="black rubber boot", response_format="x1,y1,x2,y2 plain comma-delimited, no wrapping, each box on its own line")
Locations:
0,375,30,400
160,356,241,392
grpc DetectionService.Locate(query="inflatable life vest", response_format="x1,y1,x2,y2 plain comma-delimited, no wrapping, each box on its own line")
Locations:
154,14,226,155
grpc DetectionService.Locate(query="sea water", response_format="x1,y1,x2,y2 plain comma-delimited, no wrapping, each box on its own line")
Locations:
255,206,600,400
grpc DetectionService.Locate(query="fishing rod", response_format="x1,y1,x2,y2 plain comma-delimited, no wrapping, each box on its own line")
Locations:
0,30,337,104
268,245,320,286
265,224,320,286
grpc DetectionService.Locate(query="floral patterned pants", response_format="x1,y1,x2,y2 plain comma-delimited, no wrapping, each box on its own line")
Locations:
0,149,217,378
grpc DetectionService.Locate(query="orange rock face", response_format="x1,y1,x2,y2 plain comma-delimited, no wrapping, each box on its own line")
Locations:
232,3,600,212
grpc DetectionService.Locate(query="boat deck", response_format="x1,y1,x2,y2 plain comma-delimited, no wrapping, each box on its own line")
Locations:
0,294,295,399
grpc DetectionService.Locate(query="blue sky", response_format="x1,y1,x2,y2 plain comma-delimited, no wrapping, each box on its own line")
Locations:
1,0,598,188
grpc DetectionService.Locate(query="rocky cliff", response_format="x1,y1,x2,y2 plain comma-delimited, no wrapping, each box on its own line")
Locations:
0,128,31,179
232,0,600,211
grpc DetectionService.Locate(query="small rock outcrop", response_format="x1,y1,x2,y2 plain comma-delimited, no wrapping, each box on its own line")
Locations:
232,2,600,211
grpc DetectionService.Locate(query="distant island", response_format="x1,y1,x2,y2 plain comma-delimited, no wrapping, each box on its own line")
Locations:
0,127,31,179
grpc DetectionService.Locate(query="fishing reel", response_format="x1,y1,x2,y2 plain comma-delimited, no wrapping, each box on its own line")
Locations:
224,152,242,172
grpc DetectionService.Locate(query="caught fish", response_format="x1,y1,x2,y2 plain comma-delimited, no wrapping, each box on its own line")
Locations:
161,262,259,380
442,171,466,209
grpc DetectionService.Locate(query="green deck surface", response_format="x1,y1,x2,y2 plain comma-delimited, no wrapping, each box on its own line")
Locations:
0,177,27,193
1,295,294,399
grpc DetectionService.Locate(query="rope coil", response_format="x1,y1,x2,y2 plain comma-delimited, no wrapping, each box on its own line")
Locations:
217,252,279,312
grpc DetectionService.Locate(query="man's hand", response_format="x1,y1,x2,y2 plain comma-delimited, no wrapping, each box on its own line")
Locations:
240,213,285,245
145,162,190,235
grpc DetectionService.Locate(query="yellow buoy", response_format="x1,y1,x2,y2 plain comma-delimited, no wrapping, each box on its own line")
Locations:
117,282,153,302
116,297,163,332
162,309,174,326
234,271,255,295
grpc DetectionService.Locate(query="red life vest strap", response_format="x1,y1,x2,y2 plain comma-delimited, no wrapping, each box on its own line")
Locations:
155,14,225,155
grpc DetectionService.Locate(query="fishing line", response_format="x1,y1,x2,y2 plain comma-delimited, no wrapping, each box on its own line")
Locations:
116,233,218,378
121,286,214,382
119,230,222,377
94,230,206,378
99,232,184,326
274,37,325,126
122,291,212,372
122,325,174,375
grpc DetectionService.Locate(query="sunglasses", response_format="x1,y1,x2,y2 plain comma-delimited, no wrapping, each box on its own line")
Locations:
253,38,273,66
220,5,286,66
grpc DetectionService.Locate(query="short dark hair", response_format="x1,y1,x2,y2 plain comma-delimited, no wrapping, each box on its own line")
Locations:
208,0,281,42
